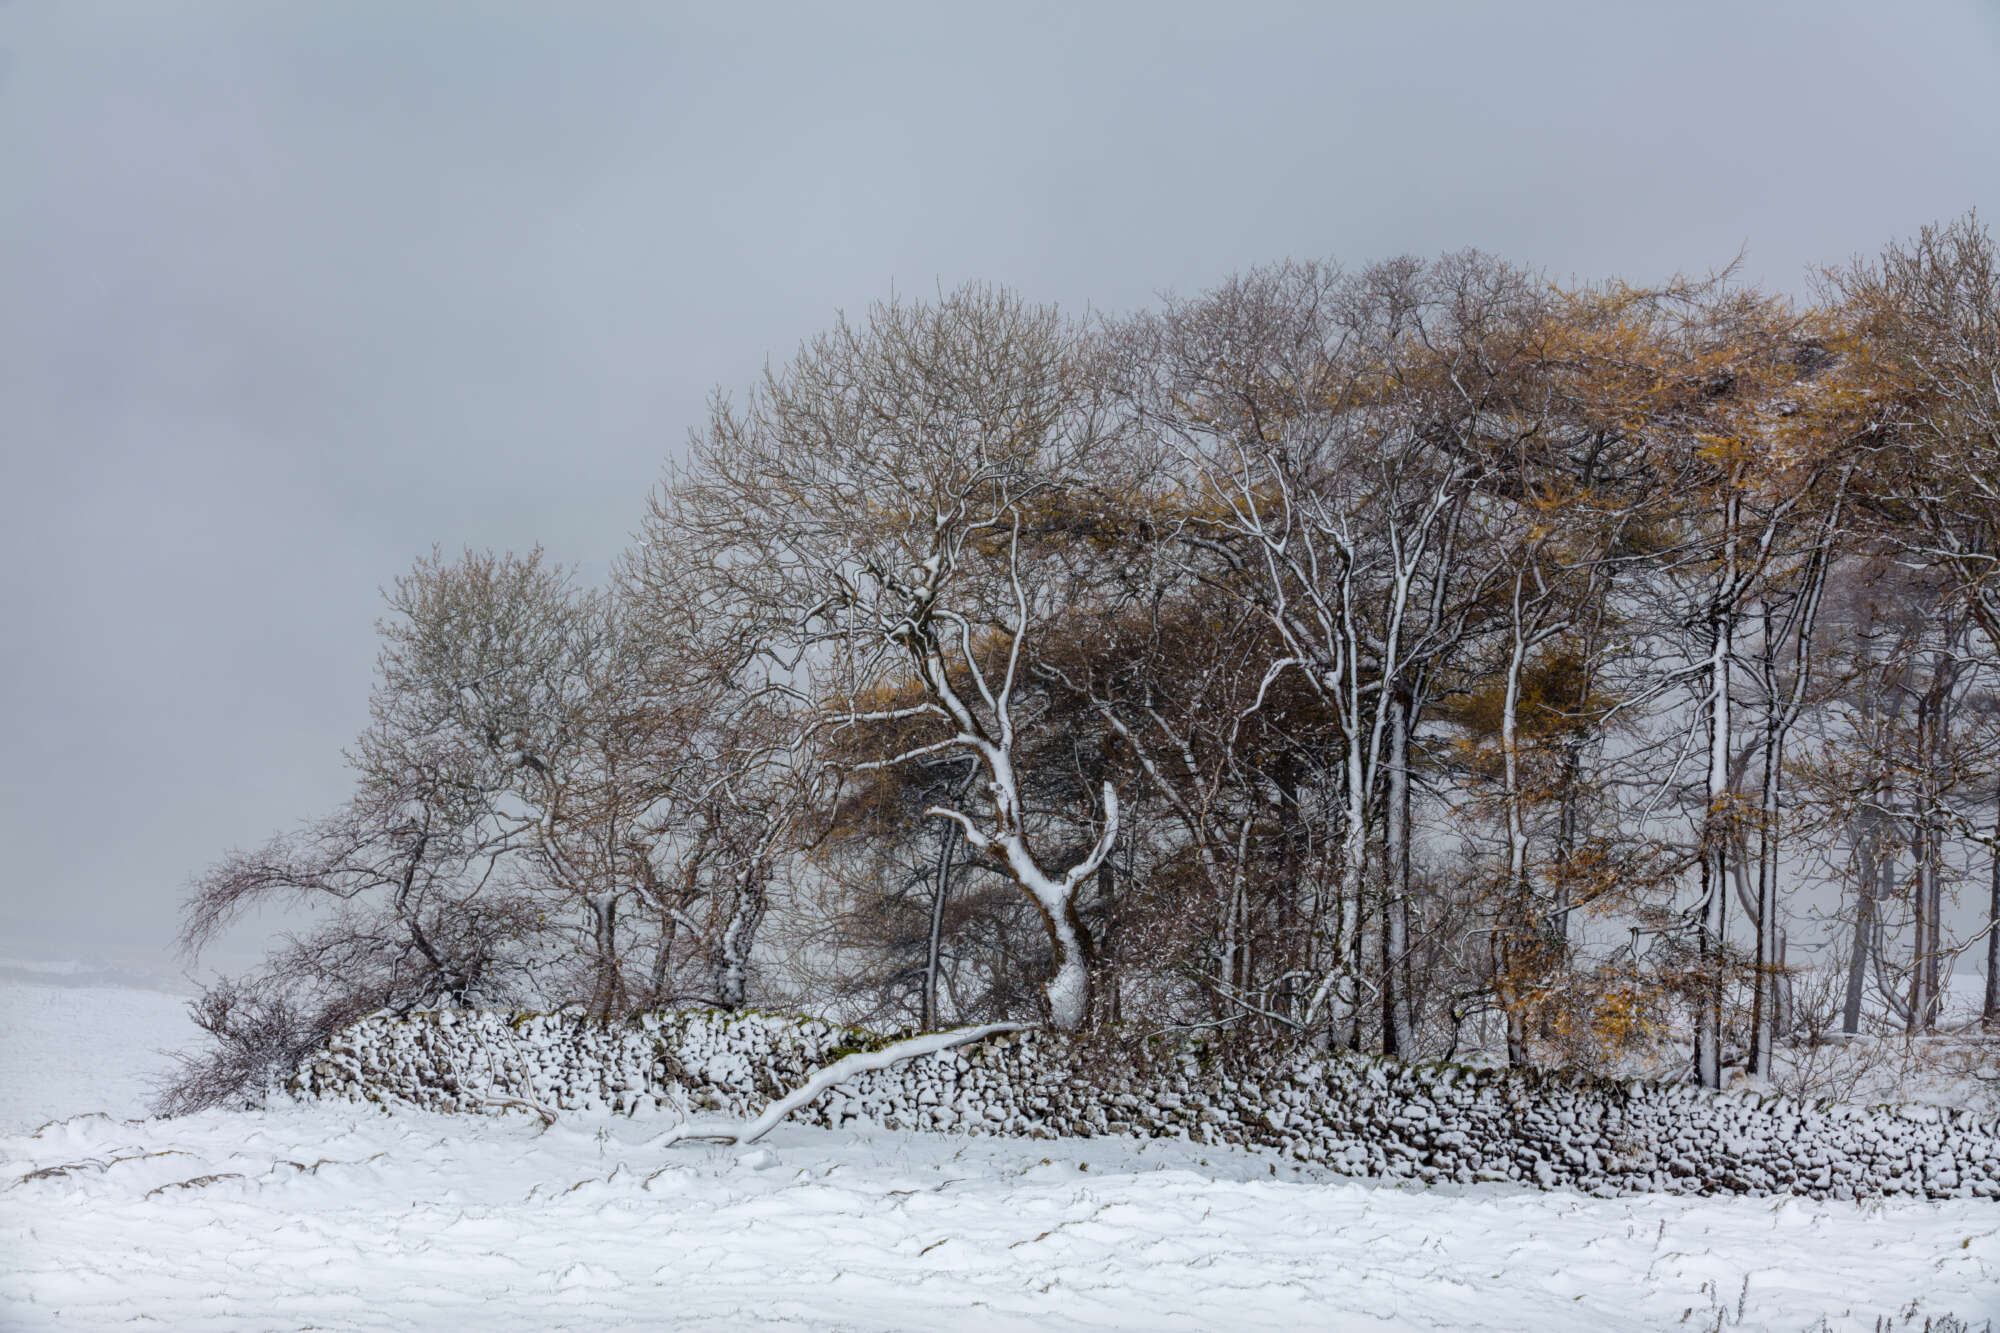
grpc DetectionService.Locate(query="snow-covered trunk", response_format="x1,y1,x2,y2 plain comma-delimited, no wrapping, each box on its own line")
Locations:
1694,502,1739,1091
1926,790,1947,1031
939,741,1117,1033
1751,657,1784,1078
879,513,1119,1036
1272,768,1307,1024
656,1021,1029,1148
1228,854,1251,994
1910,849,1932,1034
1218,865,1241,1001
1498,577,1532,1067
973,761,1107,1032
993,769,1105,1034
904,582,1118,1036
1380,691,1414,1058
1331,728,1368,1045
1039,892,1095,1032
1306,650,1370,1049
1986,782,2000,1030
1750,800,1781,1077
1754,485,1840,1070
712,860,766,1011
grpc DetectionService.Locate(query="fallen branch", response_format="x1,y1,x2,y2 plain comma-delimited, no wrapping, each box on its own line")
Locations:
654,1022,1029,1148
470,1092,559,1128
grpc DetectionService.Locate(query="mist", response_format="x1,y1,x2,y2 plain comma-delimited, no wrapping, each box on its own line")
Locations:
4,1,1997,977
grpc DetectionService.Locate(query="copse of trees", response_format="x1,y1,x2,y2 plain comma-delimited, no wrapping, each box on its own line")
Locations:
166,216,2000,1112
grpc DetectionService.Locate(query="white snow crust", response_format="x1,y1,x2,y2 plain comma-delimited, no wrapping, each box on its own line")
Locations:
0,980,188,1133
6,1106,1998,1331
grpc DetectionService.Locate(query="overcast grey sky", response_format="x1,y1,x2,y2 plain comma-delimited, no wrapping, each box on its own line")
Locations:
4,1,1998,977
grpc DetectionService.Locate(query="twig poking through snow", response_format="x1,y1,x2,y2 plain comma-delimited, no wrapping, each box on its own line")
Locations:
654,1023,1029,1148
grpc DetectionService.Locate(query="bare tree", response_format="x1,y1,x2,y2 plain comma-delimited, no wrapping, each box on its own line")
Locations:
173,220,2000,1101
1101,255,1576,1056
643,286,1121,1030
1829,213,2000,1029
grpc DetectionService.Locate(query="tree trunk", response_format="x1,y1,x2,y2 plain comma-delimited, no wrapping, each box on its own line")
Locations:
1985,806,2000,1031
1505,1000,1529,1068
1381,692,1415,1058
1840,819,1875,1037
1329,703,1370,1049
1842,627,1888,1038
1098,854,1122,1026
649,911,677,1004
588,892,625,1016
921,815,962,1031
1038,893,1094,1031
1751,714,1782,1078
1498,577,1535,1068
1695,536,1737,1090
1910,831,1932,1034
713,862,766,1010
1912,823,1944,1032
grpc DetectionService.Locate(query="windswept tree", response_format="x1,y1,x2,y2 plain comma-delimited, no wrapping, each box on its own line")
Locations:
167,548,800,1107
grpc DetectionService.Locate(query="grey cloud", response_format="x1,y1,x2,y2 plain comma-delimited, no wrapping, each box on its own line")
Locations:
3,0,1996,972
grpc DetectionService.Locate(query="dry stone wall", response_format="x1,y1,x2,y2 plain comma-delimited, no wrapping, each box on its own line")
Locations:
287,1008,2000,1201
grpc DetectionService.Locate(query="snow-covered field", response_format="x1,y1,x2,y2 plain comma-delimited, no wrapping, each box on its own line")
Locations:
3,980,1997,1331
0,976,191,1133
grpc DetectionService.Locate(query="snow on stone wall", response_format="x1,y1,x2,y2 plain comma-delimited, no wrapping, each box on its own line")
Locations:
288,1008,2000,1201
